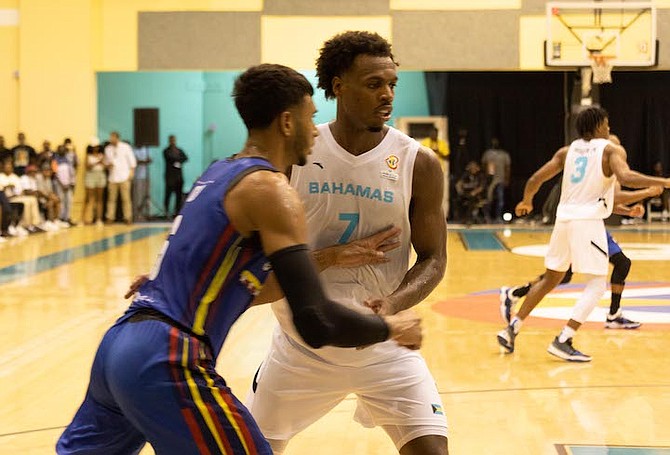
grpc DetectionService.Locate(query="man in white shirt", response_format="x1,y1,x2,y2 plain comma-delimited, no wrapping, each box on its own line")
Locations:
0,161,42,233
104,132,137,224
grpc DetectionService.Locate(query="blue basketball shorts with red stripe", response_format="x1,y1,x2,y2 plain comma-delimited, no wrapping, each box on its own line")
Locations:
57,318,272,455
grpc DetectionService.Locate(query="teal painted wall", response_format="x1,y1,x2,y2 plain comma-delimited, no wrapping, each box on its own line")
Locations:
97,70,429,214
97,72,205,216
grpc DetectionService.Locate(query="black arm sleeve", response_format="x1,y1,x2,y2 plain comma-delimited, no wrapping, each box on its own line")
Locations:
268,244,390,349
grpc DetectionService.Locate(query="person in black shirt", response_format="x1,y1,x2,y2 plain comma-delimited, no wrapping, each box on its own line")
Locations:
455,160,488,224
0,136,11,164
11,132,37,176
162,135,188,218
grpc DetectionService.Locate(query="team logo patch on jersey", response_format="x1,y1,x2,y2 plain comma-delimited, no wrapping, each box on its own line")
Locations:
240,270,262,296
385,155,399,170
431,404,444,415
381,169,399,181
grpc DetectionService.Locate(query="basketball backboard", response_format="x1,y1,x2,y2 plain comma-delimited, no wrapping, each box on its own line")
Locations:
545,1,657,67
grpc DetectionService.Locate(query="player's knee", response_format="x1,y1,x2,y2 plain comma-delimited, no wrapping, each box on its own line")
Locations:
570,275,606,323
610,252,631,285
399,435,448,455
267,438,288,454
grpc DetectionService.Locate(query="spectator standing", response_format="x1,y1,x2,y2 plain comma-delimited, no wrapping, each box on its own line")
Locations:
37,140,57,171
82,142,107,225
11,132,37,176
54,145,76,225
104,132,136,224
132,145,152,222
0,136,11,164
163,135,188,218
482,137,511,222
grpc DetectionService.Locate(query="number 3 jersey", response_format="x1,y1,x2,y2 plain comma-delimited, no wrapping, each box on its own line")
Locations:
557,138,616,221
271,123,420,365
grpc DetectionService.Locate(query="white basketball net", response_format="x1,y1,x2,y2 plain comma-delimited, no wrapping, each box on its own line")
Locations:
590,56,613,84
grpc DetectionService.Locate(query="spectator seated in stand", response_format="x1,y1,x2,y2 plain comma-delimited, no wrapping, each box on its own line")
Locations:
455,161,489,224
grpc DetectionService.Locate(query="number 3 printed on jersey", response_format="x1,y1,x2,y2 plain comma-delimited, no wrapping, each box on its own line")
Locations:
570,156,588,184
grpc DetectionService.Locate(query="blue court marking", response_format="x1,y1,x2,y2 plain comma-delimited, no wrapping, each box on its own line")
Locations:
565,446,670,455
0,227,167,285
459,231,507,251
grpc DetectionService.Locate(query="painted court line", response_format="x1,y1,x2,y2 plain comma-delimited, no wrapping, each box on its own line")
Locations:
459,231,507,251
0,227,167,285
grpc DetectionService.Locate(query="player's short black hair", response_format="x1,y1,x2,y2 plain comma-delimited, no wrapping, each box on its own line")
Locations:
233,64,314,130
575,106,609,138
316,31,397,99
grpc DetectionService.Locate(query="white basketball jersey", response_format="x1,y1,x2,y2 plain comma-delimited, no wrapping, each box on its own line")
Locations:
271,123,419,366
556,138,616,221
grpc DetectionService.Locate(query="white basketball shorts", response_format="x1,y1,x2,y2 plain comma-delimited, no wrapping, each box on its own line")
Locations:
245,329,447,450
545,219,608,275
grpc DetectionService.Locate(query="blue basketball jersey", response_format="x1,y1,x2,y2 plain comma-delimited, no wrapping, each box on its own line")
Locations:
124,157,276,358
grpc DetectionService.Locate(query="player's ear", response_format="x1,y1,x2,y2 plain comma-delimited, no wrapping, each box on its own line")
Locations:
278,111,293,137
332,77,343,97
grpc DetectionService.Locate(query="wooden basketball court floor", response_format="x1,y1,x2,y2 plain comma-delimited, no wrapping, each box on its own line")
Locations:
1,223,669,455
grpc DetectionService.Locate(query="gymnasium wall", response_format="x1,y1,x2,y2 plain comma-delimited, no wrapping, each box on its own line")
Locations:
3,0,670,214
96,70,429,204
0,1,18,138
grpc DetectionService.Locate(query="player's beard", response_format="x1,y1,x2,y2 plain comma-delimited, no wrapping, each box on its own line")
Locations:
293,122,309,167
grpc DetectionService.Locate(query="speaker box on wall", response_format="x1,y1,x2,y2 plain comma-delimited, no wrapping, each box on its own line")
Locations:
133,108,159,146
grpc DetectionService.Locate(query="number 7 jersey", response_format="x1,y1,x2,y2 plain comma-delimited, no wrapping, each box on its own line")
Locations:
271,123,419,363
557,138,616,221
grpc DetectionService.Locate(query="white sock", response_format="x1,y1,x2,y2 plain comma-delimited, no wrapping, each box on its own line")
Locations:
558,326,576,343
511,317,522,334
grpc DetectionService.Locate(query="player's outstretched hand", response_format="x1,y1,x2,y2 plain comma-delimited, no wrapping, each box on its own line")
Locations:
515,200,533,217
124,274,149,299
384,309,423,350
629,203,645,218
648,186,664,197
335,226,401,268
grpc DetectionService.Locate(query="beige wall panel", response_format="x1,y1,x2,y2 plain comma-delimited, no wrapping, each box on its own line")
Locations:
264,0,388,15
0,0,17,9
391,0,520,10
138,12,261,70
0,25,18,137
392,11,518,70
261,16,391,69
519,15,546,69
522,0,549,14
99,0,261,71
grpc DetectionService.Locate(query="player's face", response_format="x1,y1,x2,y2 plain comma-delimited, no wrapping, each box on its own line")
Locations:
337,55,397,133
596,118,610,139
291,95,318,166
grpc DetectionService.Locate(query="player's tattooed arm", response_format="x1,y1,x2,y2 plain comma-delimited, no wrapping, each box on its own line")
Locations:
366,146,446,315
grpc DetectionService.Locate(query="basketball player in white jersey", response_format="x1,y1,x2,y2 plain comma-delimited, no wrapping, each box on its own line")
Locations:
245,32,448,454
497,107,670,361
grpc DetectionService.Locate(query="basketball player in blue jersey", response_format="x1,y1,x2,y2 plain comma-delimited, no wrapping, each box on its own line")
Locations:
57,64,425,455
246,32,449,455
496,107,670,361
